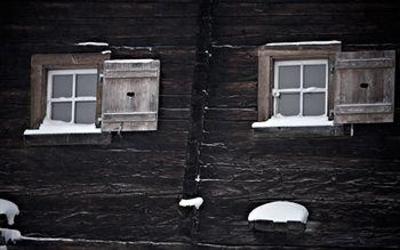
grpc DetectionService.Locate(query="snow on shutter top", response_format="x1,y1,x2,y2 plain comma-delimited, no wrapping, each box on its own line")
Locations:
334,50,395,124
101,59,160,132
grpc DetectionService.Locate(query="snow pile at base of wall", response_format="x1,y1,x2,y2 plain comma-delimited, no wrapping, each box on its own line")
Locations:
0,199,19,225
0,229,21,243
248,201,309,224
179,197,204,209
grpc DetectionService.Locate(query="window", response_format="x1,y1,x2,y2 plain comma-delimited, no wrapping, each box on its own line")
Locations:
24,53,109,136
24,53,161,144
47,69,98,125
253,41,395,130
271,60,330,126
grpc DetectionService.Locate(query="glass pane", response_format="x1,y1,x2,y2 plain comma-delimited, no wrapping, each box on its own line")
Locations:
52,75,73,98
304,64,326,88
303,93,326,116
75,101,96,124
278,93,300,116
51,102,72,122
76,74,97,97
278,65,300,89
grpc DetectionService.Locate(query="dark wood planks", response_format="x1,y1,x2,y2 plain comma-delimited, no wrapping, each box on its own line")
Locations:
196,1,400,248
1,0,400,249
0,0,199,244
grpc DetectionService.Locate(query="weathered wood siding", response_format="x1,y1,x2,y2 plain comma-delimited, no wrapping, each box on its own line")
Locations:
0,0,199,244
1,0,400,249
195,0,400,249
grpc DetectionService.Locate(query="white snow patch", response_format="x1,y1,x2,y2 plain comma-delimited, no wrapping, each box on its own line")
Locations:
101,50,112,54
76,42,109,47
0,245,7,250
0,229,21,243
252,114,333,128
302,87,326,92
179,197,204,209
0,199,19,225
112,45,153,51
24,119,101,135
248,201,309,224
105,59,155,64
265,40,341,47
211,44,252,49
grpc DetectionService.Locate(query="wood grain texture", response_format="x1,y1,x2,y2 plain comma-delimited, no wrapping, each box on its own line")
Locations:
1,0,400,249
334,50,396,123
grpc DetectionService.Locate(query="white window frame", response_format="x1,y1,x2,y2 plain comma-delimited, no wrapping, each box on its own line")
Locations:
46,69,97,124
253,59,333,128
273,59,328,117
24,68,101,135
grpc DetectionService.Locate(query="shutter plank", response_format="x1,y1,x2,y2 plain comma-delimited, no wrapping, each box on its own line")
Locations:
102,59,160,132
334,50,395,124
336,57,394,69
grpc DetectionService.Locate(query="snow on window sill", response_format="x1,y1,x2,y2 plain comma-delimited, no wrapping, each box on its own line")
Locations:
24,120,101,135
252,115,333,128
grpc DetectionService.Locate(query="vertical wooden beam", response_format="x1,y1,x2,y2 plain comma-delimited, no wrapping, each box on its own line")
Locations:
257,54,271,121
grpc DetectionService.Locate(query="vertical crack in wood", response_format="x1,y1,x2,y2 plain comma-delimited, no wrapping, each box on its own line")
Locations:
183,0,214,197
182,0,215,241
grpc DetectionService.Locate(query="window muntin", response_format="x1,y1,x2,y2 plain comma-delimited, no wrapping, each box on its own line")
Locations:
273,60,328,118
47,69,97,124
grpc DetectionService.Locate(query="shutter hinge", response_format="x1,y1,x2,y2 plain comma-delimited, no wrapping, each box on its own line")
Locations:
330,65,335,74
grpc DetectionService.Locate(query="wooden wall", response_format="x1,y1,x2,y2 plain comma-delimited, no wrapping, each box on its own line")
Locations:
194,0,400,249
0,0,200,244
1,0,400,249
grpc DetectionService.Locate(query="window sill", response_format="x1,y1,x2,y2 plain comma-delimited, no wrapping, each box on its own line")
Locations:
252,116,348,137
24,126,101,135
252,115,333,128
23,121,110,146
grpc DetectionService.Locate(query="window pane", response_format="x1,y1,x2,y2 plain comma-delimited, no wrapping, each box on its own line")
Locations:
76,74,97,97
304,64,326,88
303,93,325,116
278,93,300,116
51,102,72,122
278,65,300,89
52,75,72,98
75,101,96,124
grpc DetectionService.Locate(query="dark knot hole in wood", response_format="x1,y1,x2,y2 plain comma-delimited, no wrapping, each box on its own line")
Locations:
127,92,135,98
360,83,369,89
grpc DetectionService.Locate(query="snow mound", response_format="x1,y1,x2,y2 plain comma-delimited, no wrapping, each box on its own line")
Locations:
0,199,19,225
0,228,21,243
179,197,204,209
248,201,309,224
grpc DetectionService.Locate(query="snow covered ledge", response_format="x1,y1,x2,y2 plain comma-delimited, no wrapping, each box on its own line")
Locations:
264,40,341,47
248,201,309,232
252,115,333,128
24,119,101,135
179,197,204,210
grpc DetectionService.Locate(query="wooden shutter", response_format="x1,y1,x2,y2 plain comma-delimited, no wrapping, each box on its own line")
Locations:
101,59,160,132
334,50,395,124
